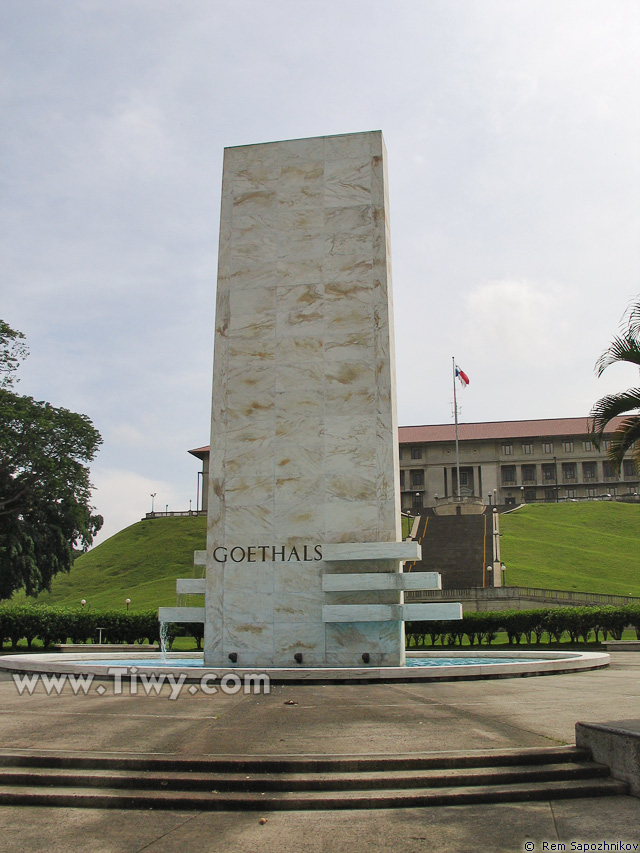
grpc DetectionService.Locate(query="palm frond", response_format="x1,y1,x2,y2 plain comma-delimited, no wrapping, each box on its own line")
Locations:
588,388,640,444
605,416,640,474
622,297,640,340
595,334,640,377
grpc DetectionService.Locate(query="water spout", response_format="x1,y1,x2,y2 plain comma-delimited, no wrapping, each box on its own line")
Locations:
159,621,171,662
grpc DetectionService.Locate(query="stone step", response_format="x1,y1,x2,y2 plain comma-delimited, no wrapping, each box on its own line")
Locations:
0,777,627,811
0,747,627,811
410,512,488,589
0,745,590,773
0,760,611,793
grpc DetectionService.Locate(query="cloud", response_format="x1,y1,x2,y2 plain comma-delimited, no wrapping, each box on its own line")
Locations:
464,279,574,368
90,469,176,546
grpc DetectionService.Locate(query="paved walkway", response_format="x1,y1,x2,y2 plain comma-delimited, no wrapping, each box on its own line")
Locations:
0,652,638,852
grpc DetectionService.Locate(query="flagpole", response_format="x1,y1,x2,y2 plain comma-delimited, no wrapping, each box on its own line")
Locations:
452,356,461,500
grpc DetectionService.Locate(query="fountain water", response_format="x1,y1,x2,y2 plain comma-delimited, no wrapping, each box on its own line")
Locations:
158,622,171,662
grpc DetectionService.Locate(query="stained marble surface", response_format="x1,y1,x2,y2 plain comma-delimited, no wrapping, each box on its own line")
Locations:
203,132,406,667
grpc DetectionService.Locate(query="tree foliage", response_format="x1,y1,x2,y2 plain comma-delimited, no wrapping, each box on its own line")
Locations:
0,320,29,389
0,321,103,599
589,297,640,474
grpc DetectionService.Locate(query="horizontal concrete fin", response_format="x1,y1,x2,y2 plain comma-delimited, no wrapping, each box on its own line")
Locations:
400,573,442,591
322,572,441,592
158,607,205,624
402,603,463,621
322,542,421,562
322,602,462,623
176,578,206,595
323,605,401,623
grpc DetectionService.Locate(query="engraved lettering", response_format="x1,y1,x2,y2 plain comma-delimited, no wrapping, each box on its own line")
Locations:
211,544,323,563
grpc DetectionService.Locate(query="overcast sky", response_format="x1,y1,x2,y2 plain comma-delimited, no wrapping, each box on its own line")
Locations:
2,0,639,545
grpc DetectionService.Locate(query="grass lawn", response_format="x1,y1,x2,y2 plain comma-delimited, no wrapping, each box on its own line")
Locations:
6,501,639,613
10,516,207,611
500,502,640,596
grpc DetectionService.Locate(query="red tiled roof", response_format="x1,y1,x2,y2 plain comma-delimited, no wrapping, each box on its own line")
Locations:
398,416,624,444
190,416,626,456
188,446,210,459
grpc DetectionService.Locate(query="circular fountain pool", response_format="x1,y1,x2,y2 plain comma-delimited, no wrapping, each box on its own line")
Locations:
0,649,610,683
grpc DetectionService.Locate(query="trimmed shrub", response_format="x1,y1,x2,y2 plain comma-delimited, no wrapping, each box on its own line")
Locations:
0,603,635,651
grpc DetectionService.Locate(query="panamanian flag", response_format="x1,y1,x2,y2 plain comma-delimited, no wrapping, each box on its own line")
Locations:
455,365,470,388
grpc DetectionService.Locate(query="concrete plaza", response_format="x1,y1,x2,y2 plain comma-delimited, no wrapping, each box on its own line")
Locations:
0,652,638,852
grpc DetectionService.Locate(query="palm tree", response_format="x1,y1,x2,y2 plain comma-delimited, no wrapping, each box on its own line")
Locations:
589,298,640,474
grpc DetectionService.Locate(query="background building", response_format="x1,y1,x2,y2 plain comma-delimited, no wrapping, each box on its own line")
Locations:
190,416,638,516
399,417,638,514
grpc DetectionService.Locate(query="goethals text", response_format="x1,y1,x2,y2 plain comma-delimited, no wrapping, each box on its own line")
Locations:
212,545,323,564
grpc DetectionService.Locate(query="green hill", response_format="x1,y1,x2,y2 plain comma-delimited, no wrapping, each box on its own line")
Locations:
500,502,640,596
8,502,640,610
14,516,207,610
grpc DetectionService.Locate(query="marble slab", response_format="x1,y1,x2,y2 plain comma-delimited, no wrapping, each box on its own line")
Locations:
176,578,206,595
322,572,441,592
158,607,206,624
323,603,463,623
199,132,433,668
322,542,421,562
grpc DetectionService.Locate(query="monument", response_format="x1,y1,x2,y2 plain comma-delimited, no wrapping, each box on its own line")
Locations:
160,131,461,668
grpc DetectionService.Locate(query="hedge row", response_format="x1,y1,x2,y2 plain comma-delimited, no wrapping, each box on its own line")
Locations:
0,605,204,650
1,603,639,650
406,605,640,647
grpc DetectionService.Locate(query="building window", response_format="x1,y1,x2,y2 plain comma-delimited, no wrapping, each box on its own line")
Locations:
582,440,593,452
542,464,556,482
501,465,516,485
400,470,405,490
562,463,577,482
565,488,576,499
602,461,616,480
609,486,618,497
587,487,597,498
522,442,533,455
524,488,537,502
410,469,424,488
521,464,536,484
502,443,512,456
542,441,553,454
563,440,574,453
545,488,556,501
602,439,611,451
411,447,422,460
459,471,468,486
583,461,597,481
623,460,636,479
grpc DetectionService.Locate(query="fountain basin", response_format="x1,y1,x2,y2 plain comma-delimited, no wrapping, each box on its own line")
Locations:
0,649,609,683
